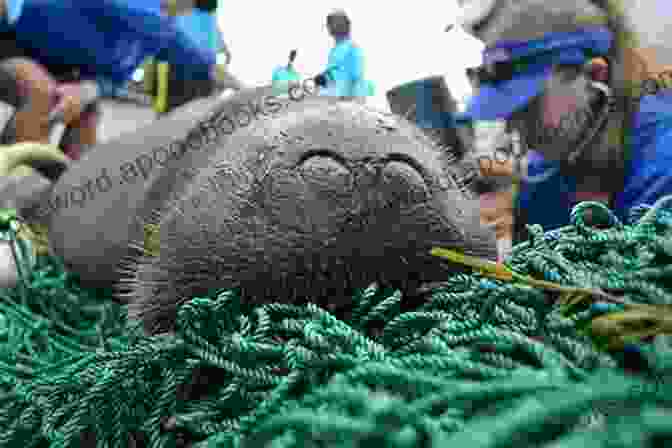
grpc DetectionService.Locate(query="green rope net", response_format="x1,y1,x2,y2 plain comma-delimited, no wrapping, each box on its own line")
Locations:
0,200,671,447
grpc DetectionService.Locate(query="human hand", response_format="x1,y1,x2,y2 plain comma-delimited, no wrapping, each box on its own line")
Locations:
313,73,327,87
53,82,88,125
479,188,514,240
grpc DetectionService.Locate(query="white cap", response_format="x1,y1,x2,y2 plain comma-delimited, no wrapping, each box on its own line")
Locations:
454,0,497,35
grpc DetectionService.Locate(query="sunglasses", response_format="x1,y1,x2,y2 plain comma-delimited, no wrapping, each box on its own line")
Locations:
469,50,597,85
469,53,555,85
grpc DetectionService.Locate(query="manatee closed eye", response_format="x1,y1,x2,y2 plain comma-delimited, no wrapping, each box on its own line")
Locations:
121,96,497,335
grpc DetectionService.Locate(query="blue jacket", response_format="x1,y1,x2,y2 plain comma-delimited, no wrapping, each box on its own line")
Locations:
517,90,672,229
0,0,215,88
321,39,367,98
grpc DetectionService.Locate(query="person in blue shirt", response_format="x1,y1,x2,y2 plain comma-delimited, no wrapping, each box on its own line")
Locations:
451,0,672,243
272,49,301,95
313,10,368,103
0,0,216,159
150,0,242,113
174,0,229,65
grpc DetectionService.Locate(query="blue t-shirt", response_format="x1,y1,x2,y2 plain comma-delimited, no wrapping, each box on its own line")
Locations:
174,10,223,54
517,90,672,229
321,38,366,98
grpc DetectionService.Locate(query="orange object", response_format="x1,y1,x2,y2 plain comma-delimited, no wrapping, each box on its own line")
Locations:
589,57,609,82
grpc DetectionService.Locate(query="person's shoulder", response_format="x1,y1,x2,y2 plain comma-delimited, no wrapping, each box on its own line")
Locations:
347,42,364,57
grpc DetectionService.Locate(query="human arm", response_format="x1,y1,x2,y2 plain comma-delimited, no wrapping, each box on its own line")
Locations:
347,46,364,83
219,37,232,67
316,44,364,92
479,188,514,241
314,45,348,87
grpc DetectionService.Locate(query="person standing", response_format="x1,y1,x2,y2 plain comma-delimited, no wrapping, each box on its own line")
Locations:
272,50,300,95
313,10,370,103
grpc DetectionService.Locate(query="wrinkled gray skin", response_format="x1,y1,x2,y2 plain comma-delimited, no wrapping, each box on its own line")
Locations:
33,88,278,288
0,171,59,213
123,95,497,335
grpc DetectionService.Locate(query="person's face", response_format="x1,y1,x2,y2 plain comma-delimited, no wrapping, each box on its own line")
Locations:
507,64,600,162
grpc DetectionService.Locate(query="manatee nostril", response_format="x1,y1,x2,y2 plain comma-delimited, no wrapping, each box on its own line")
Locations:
380,160,431,204
299,156,352,184
384,153,428,179
382,161,426,185
296,151,354,196
296,148,350,169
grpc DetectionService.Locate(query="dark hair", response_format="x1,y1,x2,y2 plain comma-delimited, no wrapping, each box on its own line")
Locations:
465,67,479,84
194,0,218,12
571,0,636,196
327,12,351,37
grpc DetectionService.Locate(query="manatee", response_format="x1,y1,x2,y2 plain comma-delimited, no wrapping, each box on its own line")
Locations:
34,86,280,288
121,93,497,335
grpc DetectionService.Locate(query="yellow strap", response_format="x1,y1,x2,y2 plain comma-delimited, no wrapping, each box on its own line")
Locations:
152,0,178,115
153,62,170,114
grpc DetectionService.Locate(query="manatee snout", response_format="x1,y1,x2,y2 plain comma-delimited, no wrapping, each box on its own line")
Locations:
124,97,497,334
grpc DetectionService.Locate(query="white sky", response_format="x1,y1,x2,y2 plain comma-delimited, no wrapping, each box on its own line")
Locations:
218,0,484,112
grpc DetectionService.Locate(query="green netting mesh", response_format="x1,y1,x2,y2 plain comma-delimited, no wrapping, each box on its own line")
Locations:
0,199,671,447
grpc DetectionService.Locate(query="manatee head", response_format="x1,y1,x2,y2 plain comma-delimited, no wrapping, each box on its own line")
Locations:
123,96,497,334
